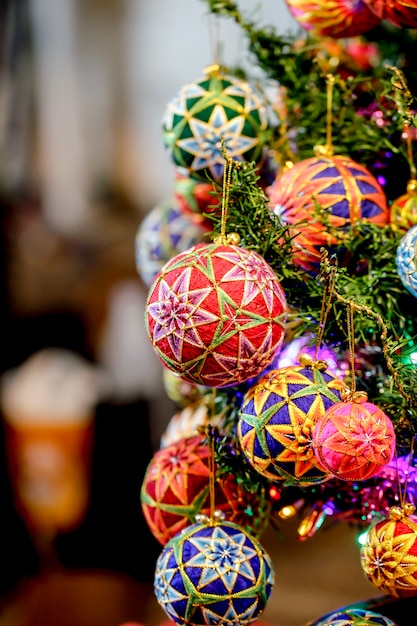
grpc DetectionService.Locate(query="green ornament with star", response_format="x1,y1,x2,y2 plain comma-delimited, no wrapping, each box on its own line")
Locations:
154,519,274,625
162,67,270,182
238,359,348,486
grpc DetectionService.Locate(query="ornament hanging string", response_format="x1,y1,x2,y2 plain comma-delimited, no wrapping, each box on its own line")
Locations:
214,141,241,246
221,149,233,244
344,298,367,402
314,74,335,157
406,134,417,181
207,426,217,521
320,249,415,410
314,254,336,361
207,13,221,69
325,74,335,157
397,437,416,509
347,301,357,396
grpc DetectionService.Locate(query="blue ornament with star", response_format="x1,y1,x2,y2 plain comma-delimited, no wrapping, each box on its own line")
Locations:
135,198,209,287
162,66,269,182
154,519,274,625
238,357,347,486
396,223,417,298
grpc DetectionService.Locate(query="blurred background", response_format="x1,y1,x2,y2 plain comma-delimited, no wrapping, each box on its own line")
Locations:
0,1,382,625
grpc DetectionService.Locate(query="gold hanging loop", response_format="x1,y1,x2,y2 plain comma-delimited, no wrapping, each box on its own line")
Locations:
314,249,336,361
213,140,241,246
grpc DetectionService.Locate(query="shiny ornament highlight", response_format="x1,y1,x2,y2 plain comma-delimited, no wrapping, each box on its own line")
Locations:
146,243,287,388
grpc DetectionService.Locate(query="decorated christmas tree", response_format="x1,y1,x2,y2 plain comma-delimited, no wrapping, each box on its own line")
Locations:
135,2,417,624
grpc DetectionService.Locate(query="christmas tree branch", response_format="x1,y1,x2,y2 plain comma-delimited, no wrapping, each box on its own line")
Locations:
319,249,417,436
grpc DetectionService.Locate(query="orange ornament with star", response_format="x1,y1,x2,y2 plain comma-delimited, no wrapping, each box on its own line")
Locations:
312,395,396,481
140,434,271,545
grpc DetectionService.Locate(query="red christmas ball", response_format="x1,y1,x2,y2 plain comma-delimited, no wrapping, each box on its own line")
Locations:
174,174,219,221
312,397,396,481
362,0,417,28
140,434,271,545
268,155,389,272
146,242,287,387
284,0,381,39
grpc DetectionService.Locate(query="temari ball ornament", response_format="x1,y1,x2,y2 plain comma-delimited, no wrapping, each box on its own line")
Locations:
140,434,271,545
174,174,219,220
237,356,347,485
361,0,417,28
154,519,274,625
284,0,380,39
268,155,389,272
390,180,417,234
160,401,227,448
145,242,287,388
312,394,396,481
162,369,206,409
361,503,417,598
396,224,417,298
309,607,398,625
162,67,269,182
135,198,209,288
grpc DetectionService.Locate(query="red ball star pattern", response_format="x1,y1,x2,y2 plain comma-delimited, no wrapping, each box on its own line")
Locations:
146,243,287,388
141,434,271,545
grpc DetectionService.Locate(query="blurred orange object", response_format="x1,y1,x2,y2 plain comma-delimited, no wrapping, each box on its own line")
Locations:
4,411,94,534
1,349,101,536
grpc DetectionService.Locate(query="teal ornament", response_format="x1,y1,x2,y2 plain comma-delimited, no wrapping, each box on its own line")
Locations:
162,68,269,182
154,520,274,625
309,607,398,625
396,224,417,298
135,198,208,287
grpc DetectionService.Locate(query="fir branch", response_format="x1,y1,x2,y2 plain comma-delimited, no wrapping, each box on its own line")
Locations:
319,249,417,438
202,0,413,196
